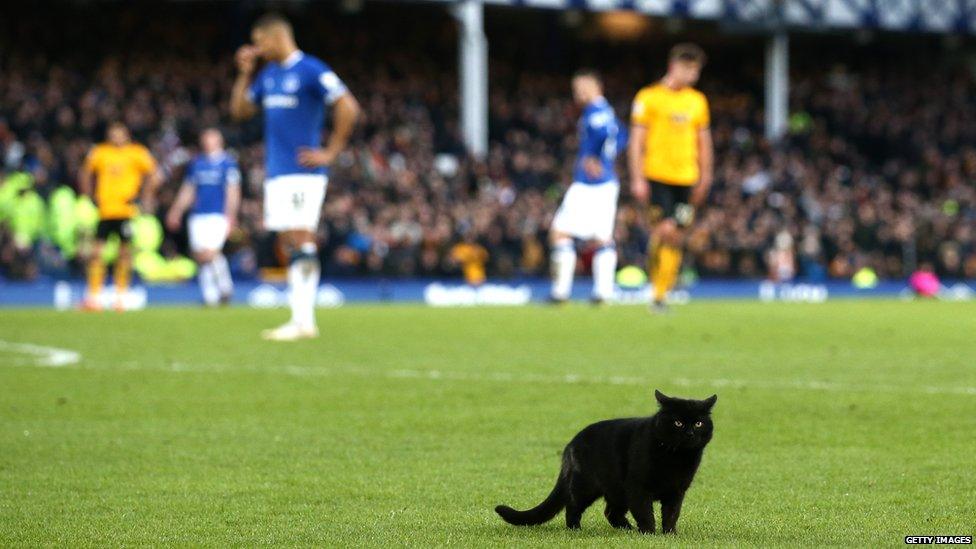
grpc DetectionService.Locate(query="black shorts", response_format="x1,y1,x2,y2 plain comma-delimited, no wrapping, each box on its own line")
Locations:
649,180,694,227
96,219,133,242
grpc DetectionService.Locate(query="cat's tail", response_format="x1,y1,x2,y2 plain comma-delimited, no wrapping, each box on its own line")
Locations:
494,475,566,526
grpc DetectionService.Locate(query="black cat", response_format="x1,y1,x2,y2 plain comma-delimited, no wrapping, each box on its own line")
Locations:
495,390,717,534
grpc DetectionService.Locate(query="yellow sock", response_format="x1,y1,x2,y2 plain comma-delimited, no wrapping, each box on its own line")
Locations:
114,260,131,296
647,236,661,295
654,245,683,302
87,259,105,299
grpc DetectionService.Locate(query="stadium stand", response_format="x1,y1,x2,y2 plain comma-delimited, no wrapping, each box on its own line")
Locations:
1,2,974,284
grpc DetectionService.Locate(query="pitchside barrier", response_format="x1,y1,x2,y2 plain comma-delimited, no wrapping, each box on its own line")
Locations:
0,278,974,309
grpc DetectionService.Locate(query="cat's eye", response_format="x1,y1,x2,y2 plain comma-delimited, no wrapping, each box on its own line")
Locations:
694,421,704,428
674,420,683,428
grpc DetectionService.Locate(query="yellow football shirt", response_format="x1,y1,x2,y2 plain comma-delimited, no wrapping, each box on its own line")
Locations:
84,143,157,220
631,83,710,186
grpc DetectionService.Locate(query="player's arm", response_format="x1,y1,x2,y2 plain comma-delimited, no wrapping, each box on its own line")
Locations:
79,148,98,198
298,93,360,168
224,167,242,235
230,46,259,121
165,182,196,231
141,168,163,215
627,124,648,202
79,162,94,198
691,127,714,207
138,150,162,215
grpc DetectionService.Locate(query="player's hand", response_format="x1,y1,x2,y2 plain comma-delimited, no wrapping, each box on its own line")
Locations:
297,147,338,168
630,177,649,203
165,212,181,232
235,45,258,75
583,157,603,180
226,219,236,238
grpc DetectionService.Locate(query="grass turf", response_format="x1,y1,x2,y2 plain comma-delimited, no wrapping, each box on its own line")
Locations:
1,301,974,547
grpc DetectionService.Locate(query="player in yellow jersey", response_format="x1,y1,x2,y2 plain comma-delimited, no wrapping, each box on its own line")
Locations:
79,122,161,311
628,43,713,313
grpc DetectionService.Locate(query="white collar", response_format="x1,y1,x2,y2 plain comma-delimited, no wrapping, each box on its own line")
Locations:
281,50,303,69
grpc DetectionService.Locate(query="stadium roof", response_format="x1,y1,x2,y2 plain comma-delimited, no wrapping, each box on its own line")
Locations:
433,0,976,35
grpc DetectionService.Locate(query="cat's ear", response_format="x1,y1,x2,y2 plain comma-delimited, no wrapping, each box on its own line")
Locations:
655,389,673,406
700,394,718,412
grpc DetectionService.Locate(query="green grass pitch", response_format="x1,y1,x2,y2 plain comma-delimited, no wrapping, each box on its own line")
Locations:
1,301,974,546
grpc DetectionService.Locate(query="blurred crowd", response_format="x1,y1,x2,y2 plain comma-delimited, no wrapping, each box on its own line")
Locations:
2,7,975,283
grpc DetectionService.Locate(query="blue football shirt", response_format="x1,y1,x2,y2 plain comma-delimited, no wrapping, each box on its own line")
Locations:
573,97,625,185
246,51,348,179
186,152,240,215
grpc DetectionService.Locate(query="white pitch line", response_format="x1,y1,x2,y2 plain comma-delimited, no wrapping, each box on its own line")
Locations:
2,347,974,397
0,340,82,367
165,362,976,397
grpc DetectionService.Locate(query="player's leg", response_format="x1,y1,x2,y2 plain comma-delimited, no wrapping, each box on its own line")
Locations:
648,183,688,312
211,252,234,304
650,218,681,308
549,184,584,302
208,215,234,302
194,250,220,306
591,240,617,304
113,240,132,312
590,182,620,304
189,215,217,306
190,214,231,306
549,229,576,303
285,228,321,333
109,219,135,311
261,175,325,340
84,232,107,310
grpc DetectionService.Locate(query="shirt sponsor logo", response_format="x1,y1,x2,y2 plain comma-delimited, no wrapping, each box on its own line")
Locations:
197,169,221,185
669,111,691,124
263,94,299,109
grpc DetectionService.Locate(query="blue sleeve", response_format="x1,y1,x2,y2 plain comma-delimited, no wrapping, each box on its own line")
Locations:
246,68,266,104
309,60,348,104
225,159,241,186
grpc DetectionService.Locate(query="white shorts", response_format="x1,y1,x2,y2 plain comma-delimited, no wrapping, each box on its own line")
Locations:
264,174,328,231
188,213,229,252
551,181,619,242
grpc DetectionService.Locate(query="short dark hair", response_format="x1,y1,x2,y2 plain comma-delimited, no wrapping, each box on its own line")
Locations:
669,43,706,65
253,12,292,33
572,69,602,85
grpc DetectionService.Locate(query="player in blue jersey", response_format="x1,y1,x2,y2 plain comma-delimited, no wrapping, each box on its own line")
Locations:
550,70,625,304
230,13,360,341
166,128,241,306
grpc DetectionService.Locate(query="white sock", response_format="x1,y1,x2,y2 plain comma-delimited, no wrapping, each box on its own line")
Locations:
288,243,320,329
212,253,233,296
550,240,576,300
592,243,618,300
199,262,219,305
